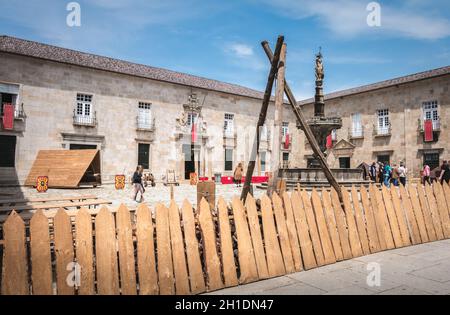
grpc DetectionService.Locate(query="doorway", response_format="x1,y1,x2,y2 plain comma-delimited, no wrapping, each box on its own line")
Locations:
339,157,351,169
183,144,200,180
138,143,150,170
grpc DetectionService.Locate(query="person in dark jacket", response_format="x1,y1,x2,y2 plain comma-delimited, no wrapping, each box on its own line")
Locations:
439,160,450,185
132,165,145,202
369,162,377,182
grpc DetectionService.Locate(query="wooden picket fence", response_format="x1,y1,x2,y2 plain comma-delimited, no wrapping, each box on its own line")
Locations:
1,182,450,295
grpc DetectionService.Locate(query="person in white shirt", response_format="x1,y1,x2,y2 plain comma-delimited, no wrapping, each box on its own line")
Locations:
397,162,407,186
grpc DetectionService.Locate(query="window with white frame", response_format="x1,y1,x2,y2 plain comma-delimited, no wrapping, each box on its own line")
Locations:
224,113,234,136
260,124,268,141
76,94,92,117
187,112,198,126
377,109,390,135
138,102,152,129
422,101,439,130
260,151,267,172
282,122,289,137
351,113,363,137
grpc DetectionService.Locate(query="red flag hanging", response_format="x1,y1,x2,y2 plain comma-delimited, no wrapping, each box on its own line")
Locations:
191,123,197,143
326,134,333,149
424,119,433,142
284,133,290,149
2,103,14,130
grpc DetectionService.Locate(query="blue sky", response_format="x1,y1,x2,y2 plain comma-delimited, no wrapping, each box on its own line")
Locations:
1,0,449,99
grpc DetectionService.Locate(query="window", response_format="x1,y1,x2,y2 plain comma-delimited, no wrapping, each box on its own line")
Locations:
224,113,234,136
260,151,266,172
138,102,153,129
377,109,390,135
351,113,363,137
138,143,150,170
377,154,390,166
259,124,268,141
282,122,289,137
0,83,19,116
76,94,92,117
187,112,197,126
423,153,440,171
225,148,233,171
70,144,97,150
1,93,17,116
339,157,351,169
282,152,289,168
331,129,337,141
422,101,439,130
0,135,16,167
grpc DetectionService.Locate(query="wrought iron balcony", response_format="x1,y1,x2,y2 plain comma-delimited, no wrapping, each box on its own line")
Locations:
373,123,391,137
136,116,156,131
349,126,364,139
418,118,441,132
223,128,236,139
14,103,26,119
73,110,97,127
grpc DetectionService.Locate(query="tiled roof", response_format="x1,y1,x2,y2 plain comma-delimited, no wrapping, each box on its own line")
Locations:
298,65,450,105
0,35,265,100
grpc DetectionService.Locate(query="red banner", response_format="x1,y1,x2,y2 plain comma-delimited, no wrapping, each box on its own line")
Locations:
326,134,333,149
191,123,197,143
2,103,14,130
424,120,433,142
284,134,290,149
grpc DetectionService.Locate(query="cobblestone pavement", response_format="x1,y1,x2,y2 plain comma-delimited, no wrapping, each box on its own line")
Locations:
0,183,266,209
208,239,450,295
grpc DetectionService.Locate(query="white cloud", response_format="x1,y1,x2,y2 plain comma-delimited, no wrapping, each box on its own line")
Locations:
228,43,254,57
261,0,450,40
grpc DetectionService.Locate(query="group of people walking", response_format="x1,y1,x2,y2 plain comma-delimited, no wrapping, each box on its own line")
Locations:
369,161,408,188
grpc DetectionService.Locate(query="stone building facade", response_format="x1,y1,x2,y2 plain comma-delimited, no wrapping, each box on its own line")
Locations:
0,36,299,185
298,67,450,177
0,36,448,185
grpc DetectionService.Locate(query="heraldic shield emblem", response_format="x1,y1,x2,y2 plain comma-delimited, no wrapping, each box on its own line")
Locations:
115,175,126,190
36,176,49,193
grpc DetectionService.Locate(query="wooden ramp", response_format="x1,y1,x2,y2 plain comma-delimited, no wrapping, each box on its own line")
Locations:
24,150,101,188
1,182,450,295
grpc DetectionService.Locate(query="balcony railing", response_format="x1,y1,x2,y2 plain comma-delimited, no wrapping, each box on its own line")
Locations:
73,110,97,127
223,128,236,138
418,118,441,132
349,126,364,139
14,103,26,119
373,124,391,137
137,116,156,131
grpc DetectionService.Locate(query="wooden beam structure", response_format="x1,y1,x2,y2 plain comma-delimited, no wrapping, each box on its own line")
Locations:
240,35,285,201
261,40,343,202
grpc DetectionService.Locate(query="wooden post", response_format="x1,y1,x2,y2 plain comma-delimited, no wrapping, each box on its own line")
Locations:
261,42,343,202
267,43,287,197
240,36,285,201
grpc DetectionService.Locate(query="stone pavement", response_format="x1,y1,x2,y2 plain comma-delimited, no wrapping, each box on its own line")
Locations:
0,183,266,209
208,239,450,295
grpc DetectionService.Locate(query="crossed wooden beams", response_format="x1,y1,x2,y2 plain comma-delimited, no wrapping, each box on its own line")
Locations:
241,35,342,202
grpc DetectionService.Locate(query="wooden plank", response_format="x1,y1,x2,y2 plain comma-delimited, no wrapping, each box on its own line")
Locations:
244,194,269,279
260,194,286,276
341,188,363,257
217,197,238,287
75,208,95,295
29,210,53,295
116,204,137,295
198,198,224,291
95,206,120,295
400,185,423,245
272,192,296,272
418,184,443,240
1,211,29,295
180,200,206,294
232,196,259,283
350,186,370,255
381,186,403,248
0,195,98,206
301,190,326,265
310,189,336,264
155,203,175,295
424,183,445,240
53,208,75,295
369,185,391,250
135,204,158,295
432,183,450,238
330,188,352,260
0,199,112,213
321,188,344,261
168,200,190,294
389,187,412,247
407,185,431,243
443,182,450,218
282,192,303,271
359,185,381,253
290,191,317,270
